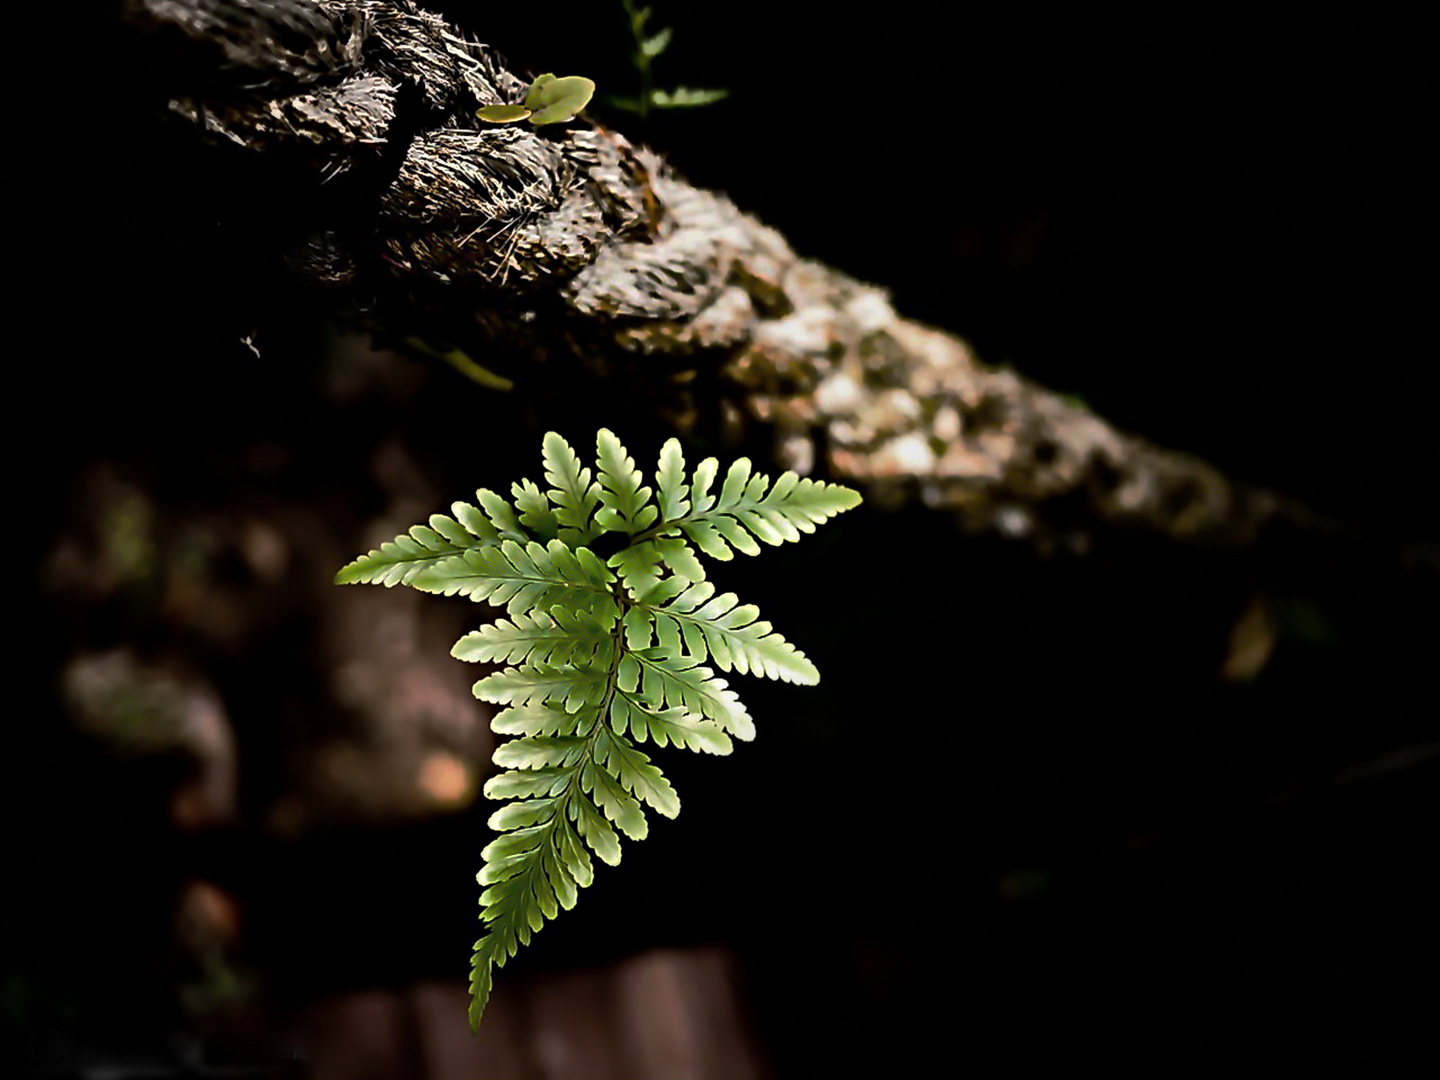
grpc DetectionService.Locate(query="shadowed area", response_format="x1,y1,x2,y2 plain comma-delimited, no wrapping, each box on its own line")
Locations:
11,2,1437,1076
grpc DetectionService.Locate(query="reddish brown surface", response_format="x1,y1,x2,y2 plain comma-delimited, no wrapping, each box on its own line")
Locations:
293,950,766,1080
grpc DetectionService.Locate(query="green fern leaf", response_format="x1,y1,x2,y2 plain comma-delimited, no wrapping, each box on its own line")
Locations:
454,488,531,544
492,736,591,769
652,537,706,582
473,664,610,714
468,957,493,1030
490,703,584,737
668,458,862,559
628,650,755,740
608,536,704,601
335,512,484,586
595,429,659,534
593,727,680,817
512,478,560,540
452,611,612,668
608,541,665,600
581,760,649,840
655,438,691,521
483,767,575,801
335,428,861,1033
487,797,561,831
608,690,733,754
688,455,720,517
412,538,616,617
680,517,747,561
637,581,819,684
541,432,603,543
570,789,623,865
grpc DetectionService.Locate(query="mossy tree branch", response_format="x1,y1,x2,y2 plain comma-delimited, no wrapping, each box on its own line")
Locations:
116,0,1408,565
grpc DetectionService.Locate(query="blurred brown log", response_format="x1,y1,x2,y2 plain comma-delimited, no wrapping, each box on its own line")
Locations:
294,949,766,1080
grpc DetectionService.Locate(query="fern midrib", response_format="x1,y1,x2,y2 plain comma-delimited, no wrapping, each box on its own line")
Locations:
415,550,463,566
631,516,691,546
510,571,610,594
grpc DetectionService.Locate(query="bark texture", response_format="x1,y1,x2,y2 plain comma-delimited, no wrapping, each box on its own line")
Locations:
119,0,1301,554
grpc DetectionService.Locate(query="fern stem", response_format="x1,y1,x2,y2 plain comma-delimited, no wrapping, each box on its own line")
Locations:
400,335,515,391
630,518,685,546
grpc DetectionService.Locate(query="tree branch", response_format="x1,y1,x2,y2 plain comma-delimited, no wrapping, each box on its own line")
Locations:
118,0,1354,556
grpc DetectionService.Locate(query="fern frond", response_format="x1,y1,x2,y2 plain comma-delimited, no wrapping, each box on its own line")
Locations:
335,428,861,1033
469,797,595,1022
453,488,531,544
595,429,659,535
592,726,681,817
334,513,482,586
511,478,560,541
581,759,649,839
652,537,706,582
411,538,616,617
335,482,551,587
490,702,585,737
452,610,612,668
469,694,625,1024
492,735,592,770
621,649,755,740
541,431,603,544
663,451,862,560
608,541,665,600
655,438,691,521
608,536,705,601
569,786,623,865
483,766,576,800
473,663,612,714
636,581,819,684
608,690,734,754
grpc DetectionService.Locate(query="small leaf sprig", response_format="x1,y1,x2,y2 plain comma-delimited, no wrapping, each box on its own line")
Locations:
478,73,596,127
606,1,728,119
337,430,860,1029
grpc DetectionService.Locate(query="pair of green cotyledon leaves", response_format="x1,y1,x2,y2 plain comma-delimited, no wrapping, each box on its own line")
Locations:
477,73,596,127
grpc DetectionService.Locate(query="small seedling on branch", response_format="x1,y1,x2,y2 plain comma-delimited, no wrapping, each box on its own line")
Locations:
477,73,596,127
337,430,860,1029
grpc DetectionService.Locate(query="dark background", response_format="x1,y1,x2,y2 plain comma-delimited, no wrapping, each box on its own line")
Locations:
13,2,1437,1075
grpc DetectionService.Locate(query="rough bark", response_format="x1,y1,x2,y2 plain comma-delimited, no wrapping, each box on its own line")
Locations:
117,0,1313,557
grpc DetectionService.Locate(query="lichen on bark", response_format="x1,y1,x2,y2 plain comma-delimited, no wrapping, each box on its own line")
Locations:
122,0,1304,554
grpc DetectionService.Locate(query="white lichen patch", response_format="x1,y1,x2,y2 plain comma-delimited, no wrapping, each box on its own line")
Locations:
932,404,962,442
877,389,920,422
753,306,834,360
687,286,755,349
775,430,816,475
874,432,935,476
814,372,863,415
842,288,895,335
